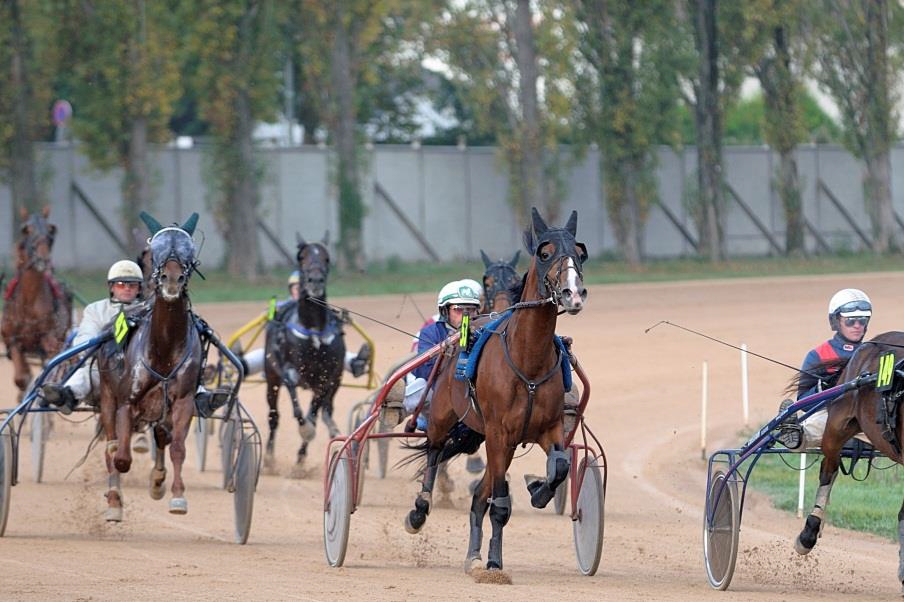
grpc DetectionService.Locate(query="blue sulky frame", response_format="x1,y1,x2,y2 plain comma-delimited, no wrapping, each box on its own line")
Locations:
702,371,879,591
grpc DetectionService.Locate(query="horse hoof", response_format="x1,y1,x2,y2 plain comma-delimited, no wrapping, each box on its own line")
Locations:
104,506,123,522
169,497,188,515
793,536,813,556
464,557,482,574
132,433,150,454
404,510,425,534
299,422,316,442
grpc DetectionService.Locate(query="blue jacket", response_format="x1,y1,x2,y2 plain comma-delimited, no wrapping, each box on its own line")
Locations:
413,320,452,380
797,333,861,399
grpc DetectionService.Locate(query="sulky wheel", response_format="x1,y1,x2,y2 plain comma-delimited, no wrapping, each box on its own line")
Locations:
232,434,259,545
30,412,48,484
553,473,568,515
0,428,12,536
703,469,740,590
220,413,242,490
573,458,604,576
323,452,352,567
194,416,210,472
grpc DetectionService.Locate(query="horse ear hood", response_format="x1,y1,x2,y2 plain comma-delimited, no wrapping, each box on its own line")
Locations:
322,230,330,246
510,250,521,267
296,232,306,247
480,250,492,268
181,213,199,236
139,211,163,235
565,210,578,236
531,207,549,237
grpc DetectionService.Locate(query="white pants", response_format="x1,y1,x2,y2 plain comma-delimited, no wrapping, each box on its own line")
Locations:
800,408,871,449
64,359,96,401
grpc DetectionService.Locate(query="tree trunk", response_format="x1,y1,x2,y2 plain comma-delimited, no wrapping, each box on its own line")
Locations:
226,89,261,278
777,149,803,255
693,0,724,261
513,0,547,220
122,117,150,250
863,152,894,253
602,157,643,265
9,0,39,221
331,12,364,271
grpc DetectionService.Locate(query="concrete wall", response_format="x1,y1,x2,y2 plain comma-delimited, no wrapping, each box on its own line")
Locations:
1,142,900,269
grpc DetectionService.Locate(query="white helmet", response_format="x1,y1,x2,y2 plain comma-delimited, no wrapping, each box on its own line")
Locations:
107,260,144,284
828,288,871,330
437,279,481,309
459,278,484,298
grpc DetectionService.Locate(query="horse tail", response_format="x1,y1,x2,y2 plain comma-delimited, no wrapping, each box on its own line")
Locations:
396,439,431,480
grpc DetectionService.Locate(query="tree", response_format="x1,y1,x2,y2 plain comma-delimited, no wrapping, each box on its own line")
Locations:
428,0,577,224
805,0,902,253
56,0,182,246
185,0,282,277
573,0,685,264
743,0,809,255
290,1,435,270
0,0,54,222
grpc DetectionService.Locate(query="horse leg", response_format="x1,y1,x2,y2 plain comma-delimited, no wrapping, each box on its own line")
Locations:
289,387,314,466
795,447,841,554
148,425,168,500
485,442,516,570
168,398,192,515
112,404,133,473
464,472,491,572
265,383,279,470
100,392,123,521
898,496,904,592
314,388,341,439
9,346,29,395
527,430,571,509
405,447,441,534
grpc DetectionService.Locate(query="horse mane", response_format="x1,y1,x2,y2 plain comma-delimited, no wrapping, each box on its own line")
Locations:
784,357,850,396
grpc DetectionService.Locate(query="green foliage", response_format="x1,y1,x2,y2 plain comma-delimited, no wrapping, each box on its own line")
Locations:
722,92,842,145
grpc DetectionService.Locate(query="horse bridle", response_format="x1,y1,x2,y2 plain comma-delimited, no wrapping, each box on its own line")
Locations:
148,227,197,289
20,216,55,271
483,263,520,312
533,228,587,305
297,243,329,296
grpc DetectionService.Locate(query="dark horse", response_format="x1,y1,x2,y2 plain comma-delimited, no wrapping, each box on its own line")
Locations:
1,207,72,397
264,233,345,471
480,249,521,314
96,213,203,521
405,208,587,573
794,331,904,589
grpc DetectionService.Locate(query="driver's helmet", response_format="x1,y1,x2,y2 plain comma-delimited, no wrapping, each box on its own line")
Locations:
107,260,144,285
287,270,301,289
436,279,482,310
827,288,872,330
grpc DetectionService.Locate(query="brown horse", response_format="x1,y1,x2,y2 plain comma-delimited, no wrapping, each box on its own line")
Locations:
96,213,202,521
480,249,521,314
1,207,72,396
794,331,904,588
404,208,587,573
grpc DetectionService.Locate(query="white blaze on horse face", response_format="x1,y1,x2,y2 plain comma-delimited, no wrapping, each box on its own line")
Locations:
562,257,584,313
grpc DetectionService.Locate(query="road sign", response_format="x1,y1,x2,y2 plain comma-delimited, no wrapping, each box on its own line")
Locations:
52,100,72,126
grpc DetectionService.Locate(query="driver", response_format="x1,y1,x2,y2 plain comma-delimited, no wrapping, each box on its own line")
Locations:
41,260,144,414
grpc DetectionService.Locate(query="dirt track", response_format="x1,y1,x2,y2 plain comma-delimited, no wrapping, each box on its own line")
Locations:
2,273,904,600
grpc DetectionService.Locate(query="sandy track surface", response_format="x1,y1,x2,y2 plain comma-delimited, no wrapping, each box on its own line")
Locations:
2,273,904,600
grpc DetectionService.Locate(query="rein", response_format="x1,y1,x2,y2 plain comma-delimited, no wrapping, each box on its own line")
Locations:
138,315,198,424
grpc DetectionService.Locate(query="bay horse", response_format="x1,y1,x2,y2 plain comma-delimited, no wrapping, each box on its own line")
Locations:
1,207,72,397
794,331,904,589
263,233,345,471
404,207,587,573
96,212,203,521
480,249,521,314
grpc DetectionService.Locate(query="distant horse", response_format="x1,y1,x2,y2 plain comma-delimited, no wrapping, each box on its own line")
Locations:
405,208,588,573
794,331,904,587
96,212,203,521
480,249,521,313
1,207,72,396
264,233,345,470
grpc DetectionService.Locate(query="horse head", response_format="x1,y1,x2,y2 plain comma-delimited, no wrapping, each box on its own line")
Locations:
141,212,199,302
17,206,56,273
480,249,521,312
295,231,330,299
523,207,588,315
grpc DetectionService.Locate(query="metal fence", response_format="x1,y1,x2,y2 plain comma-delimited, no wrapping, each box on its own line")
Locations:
2,142,902,270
